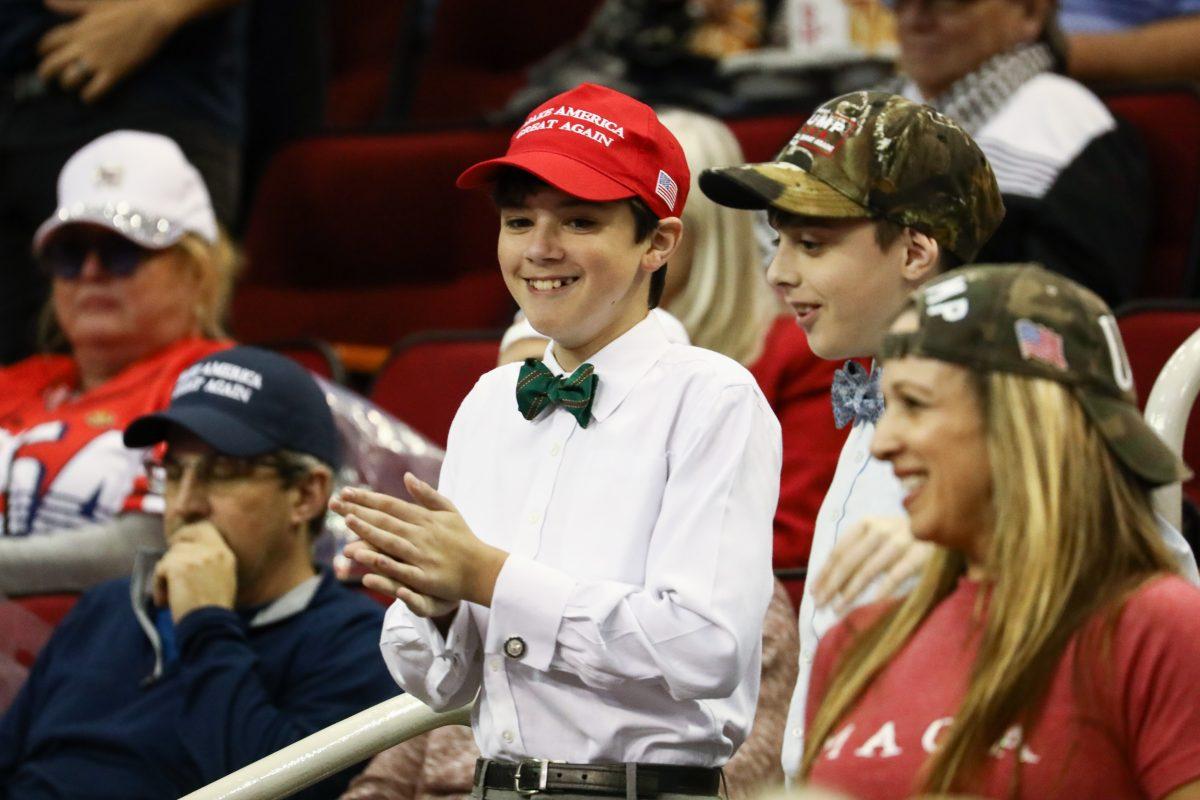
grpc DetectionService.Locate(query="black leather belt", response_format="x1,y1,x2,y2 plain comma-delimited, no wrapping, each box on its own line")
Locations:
476,758,722,797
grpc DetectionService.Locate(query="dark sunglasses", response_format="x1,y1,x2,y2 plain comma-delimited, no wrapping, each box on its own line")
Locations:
39,230,153,280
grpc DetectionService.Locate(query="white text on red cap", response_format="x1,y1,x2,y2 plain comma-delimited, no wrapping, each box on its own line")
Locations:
516,105,628,149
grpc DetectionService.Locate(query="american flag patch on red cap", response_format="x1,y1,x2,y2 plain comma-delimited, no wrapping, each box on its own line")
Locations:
1015,318,1068,371
655,169,678,212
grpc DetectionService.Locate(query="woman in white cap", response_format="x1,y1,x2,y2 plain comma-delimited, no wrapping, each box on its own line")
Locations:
801,265,1200,799
0,129,237,596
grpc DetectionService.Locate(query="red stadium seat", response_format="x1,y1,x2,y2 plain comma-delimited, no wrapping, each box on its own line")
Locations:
1117,301,1200,504
234,131,516,346
727,113,808,163
1102,85,1200,298
4,594,77,668
259,339,347,384
406,0,604,124
370,330,505,447
325,0,410,127
11,593,77,629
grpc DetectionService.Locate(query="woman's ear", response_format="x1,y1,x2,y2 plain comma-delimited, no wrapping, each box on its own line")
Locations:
902,229,941,286
642,217,684,273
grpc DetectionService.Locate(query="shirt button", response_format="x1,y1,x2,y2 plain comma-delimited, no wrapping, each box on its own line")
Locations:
489,658,501,673
527,511,540,525
504,636,527,659
503,730,515,744
550,442,562,457
802,649,814,664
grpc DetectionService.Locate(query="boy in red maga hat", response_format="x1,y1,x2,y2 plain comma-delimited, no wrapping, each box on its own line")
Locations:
332,83,782,796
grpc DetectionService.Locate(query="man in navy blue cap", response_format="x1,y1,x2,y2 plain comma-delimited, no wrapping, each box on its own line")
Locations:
0,346,397,800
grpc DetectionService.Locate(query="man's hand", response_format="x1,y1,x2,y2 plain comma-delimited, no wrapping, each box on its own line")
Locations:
37,0,184,103
329,473,509,616
812,516,932,612
153,520,237,623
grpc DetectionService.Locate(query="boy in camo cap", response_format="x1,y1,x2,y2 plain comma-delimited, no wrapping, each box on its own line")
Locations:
701,91,1198,780
701,90,1005,779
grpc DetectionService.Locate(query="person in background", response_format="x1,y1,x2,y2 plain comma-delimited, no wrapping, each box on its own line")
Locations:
0,0,247,365
882,0,1150,306
1060,0,1200,83
802,265,1200,799
701,91,1006,783
0,346,397,799
0,129,235,596
501,108,846,601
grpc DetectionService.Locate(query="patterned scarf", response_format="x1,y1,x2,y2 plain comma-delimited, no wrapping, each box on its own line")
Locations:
877,43,1055,135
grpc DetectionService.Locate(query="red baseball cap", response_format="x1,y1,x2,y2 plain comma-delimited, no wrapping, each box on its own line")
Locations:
456,83,690,219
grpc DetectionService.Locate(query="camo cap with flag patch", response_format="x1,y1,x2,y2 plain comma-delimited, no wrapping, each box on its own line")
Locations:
698,91,1005,262
880,263,1190,487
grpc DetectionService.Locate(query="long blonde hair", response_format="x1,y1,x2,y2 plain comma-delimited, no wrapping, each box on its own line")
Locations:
175,228,242,339
801,371,1176,793
657,108,781,366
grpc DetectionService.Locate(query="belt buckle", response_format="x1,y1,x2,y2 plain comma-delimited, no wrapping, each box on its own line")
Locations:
513,759,550,796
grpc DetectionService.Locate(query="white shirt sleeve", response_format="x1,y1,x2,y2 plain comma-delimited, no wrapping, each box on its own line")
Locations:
487,384,780,700
379,599,482,710
379,386,484,710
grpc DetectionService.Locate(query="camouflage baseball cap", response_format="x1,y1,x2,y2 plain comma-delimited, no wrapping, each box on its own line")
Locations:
880,264,1190,487
699,91,1005,262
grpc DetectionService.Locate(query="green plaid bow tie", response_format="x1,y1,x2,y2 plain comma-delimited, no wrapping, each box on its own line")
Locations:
515,359,598,428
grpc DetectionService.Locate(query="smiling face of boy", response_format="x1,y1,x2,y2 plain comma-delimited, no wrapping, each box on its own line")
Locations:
497,185,679,370
766,214,936,361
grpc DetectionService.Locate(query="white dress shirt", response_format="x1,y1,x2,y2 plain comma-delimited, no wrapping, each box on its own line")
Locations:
381,313,782,766
780,418,903,781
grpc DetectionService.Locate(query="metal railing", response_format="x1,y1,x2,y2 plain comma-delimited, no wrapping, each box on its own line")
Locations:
1145,326,1200,529
180,695,472,800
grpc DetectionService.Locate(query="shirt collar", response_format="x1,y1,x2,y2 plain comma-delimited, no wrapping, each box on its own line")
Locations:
541,313,672,425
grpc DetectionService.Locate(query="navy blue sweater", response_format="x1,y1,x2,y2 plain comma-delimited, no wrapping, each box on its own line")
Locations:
0,571,398,799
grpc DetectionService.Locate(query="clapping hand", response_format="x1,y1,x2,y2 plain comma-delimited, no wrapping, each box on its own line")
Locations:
330,473,509,620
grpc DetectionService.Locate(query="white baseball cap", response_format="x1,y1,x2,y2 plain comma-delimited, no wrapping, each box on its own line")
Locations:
33,130,219,255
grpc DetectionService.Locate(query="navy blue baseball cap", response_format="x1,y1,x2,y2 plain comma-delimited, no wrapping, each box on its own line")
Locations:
124,346,341,468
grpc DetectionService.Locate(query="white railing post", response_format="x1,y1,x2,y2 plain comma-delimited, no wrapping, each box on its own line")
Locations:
181,695,472,800
1144,327,1200,530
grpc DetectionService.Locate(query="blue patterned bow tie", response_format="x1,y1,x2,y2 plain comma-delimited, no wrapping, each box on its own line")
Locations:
831,361,883,429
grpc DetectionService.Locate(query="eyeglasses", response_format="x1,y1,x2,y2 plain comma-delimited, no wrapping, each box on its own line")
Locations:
145,452,298,488
39,230,153,280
